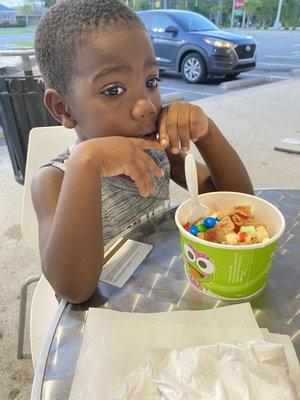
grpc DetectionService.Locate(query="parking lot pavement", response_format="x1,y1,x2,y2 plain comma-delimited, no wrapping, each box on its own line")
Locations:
158,70,290,102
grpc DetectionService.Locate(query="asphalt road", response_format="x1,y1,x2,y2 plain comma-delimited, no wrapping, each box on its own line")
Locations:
0,31,33,50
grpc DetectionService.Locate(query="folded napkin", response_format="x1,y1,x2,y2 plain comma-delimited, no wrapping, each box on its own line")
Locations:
69,304,299,400
115,341,297,400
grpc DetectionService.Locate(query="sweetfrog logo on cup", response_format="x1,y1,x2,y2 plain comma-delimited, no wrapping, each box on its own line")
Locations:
184,243,216,291
175,191,286,300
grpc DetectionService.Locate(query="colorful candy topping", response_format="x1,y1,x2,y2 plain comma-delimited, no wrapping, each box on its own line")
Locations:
184,204,270,245
203,217,217,228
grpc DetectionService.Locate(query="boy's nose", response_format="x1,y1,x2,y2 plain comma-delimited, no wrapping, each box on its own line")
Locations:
131,99,157,121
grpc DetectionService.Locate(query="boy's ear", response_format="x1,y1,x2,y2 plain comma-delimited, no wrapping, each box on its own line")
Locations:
44,88,76,129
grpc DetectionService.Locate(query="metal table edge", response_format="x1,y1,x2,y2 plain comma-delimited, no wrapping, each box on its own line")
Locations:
31,299,68,400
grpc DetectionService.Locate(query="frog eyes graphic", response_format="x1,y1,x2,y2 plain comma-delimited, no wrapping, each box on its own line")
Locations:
184,243,215,274
196,258,215,274
184,243,196,262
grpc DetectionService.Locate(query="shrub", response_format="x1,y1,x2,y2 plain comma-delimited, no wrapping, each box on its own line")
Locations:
0,22,25,28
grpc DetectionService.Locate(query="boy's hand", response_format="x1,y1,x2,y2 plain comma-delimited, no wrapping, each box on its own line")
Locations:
158,102,209,154
74,137,165,198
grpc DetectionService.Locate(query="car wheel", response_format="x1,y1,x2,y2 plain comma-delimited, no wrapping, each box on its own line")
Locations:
182,53,207,84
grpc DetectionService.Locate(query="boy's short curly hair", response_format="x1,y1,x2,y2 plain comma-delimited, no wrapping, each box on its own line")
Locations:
35,0,144,95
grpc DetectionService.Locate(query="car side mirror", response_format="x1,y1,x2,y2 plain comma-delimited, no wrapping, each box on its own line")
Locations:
165,25,178,34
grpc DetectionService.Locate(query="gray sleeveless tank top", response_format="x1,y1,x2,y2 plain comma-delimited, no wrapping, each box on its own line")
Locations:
43,144,171,245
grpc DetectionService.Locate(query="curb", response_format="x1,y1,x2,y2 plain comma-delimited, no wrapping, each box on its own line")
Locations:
162,92,184,104
290,69,300,77
219,76,271,90
257,62,299,72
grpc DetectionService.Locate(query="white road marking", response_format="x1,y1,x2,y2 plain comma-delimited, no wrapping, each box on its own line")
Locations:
265,55,300,59
242,72,290,79
258,62,300,68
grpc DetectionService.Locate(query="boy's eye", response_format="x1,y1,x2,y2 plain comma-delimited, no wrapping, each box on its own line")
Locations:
146,77,160,89
101,85,125,97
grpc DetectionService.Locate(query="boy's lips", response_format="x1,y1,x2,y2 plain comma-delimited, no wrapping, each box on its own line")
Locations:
141,130,158,141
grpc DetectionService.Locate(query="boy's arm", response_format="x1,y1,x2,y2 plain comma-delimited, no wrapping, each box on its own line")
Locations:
32,151,103,304
32,137,165,304
166,118,253,195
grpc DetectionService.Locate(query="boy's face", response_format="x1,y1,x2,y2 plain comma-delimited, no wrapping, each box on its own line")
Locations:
67,26,162,142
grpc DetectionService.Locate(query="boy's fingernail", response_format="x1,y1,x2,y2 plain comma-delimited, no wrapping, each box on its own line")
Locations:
160,139,166,146
192,138,198,142
182,147,189,152
160,169,165,176
171,147,179,154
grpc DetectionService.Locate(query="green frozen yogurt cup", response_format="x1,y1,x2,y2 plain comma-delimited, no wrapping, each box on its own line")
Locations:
175,192,286,300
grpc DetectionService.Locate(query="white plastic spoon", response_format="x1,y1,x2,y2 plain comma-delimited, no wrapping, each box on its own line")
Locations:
184,154,209,223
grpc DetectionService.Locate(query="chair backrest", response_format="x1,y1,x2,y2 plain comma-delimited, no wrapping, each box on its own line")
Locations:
21,126,76,253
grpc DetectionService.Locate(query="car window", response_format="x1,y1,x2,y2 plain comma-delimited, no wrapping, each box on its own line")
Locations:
151,15,175,33
175,13,218,32
138,13,152,30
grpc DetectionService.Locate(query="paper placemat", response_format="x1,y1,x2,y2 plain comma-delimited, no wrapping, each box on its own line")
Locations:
69,303,263,400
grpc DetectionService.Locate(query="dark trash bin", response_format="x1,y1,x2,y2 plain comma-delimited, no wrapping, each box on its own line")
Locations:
0,51,60,184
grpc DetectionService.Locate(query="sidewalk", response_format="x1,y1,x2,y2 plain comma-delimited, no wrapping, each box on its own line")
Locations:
0,78,300,400
170,77,300,204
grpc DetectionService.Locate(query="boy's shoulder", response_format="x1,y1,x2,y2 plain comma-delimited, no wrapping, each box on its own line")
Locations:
31,166,64,211
42,144,74,173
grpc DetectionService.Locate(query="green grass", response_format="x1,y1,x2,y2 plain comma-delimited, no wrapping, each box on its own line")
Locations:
0,27,36,37
8,40,34,47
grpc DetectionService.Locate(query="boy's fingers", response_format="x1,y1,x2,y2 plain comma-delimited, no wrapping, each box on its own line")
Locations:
158,121,169,147
134,138,163,152
124,140,165,196
190,105,208,141
136,160,154,196
126,162,152,197
164,106,181,154
167,125,180,154
141,152,165,180
177,103,191,152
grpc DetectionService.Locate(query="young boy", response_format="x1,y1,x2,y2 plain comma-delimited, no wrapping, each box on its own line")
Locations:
32,0,253,304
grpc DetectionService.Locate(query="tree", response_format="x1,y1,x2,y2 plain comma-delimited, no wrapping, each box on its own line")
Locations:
281,0,300,27
133,0,152,10
190,0,219,21
221,0,235,25
122,0,152,10
244,0,277,27
243,0,261,26
43,0,56,7
21,3,34,27
21,4,34,16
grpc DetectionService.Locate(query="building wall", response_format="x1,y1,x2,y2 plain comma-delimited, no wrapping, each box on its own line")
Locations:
0,12,17,25
27,15,41,26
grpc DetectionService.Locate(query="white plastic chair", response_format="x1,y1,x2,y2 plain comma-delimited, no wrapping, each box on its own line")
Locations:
18,125,76,368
